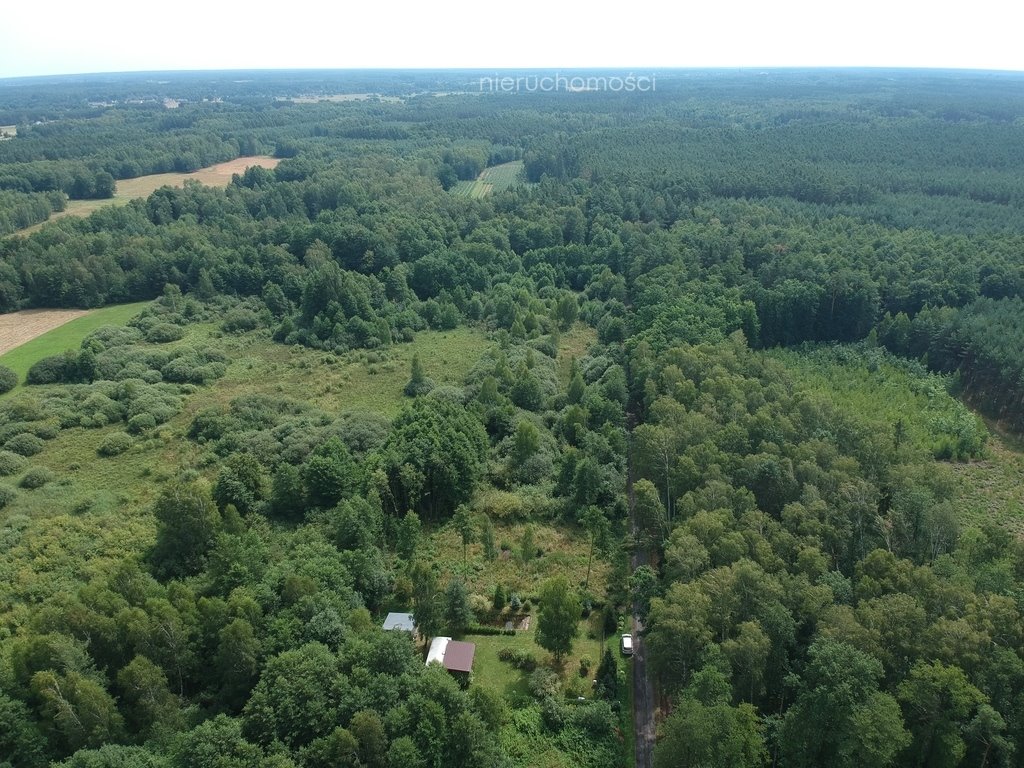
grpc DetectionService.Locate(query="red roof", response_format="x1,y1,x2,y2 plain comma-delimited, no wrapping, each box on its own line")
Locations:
442,640,476,673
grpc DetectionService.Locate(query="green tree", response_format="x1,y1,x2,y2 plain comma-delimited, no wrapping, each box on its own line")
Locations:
779,639,910,768
31,670,124,755
302,437,358,508
269,463,305,520
0,691,47,767
150,481,222,579
578,505,610,591
404,353,434,397
349,710,388,768
722,621,770,703
520,525,536,565
410,561,442,639
536,575,581,662
116,655,182,737
215,619,262,711
377,398,488,519
654,693,765,768
213,453,266,516
897,661,989,768
396,510,421,560
443,578,473,635
634,478,668,547
480,515,497,561
451,505,475,564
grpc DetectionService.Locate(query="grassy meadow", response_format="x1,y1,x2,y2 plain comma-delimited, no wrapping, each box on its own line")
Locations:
0,302,150,387
452,161,524,198
13,157,279,235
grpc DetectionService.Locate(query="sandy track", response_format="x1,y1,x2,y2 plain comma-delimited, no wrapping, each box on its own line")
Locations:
0,309,91,355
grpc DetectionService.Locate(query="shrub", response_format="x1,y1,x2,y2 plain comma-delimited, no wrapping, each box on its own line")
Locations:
145,323,186,343
528,667,562,699
0,364,17,394
497,647,537,671
0,485,16,509
127,413,157,434
222,308,261,333
466,624,515,637
26,354,72,385
97,433,133,457
20,466,55,489
0,450,28,476
5,433,44,457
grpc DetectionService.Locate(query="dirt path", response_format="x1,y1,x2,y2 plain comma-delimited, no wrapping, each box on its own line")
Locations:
627,412,656,768
0,309,91,355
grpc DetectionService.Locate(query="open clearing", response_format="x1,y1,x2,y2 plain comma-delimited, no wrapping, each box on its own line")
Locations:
0,309,91,356
0,125,15,140
0,302,149,386
452,161,524,198
13,156,280,235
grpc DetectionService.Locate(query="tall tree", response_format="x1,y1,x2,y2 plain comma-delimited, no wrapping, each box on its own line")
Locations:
536,576,581,662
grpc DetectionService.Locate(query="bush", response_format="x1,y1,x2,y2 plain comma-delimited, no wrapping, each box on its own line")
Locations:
20,466,55,489
97,433,133,457
145,323,186,343
0,485,16,509
528,667,562,699
5,433,44,457
26,354,72,385
0,364,17,394
0,450,28,476
497,647,537,671
222,308,261,333
127,413,157,434
466,624,516,637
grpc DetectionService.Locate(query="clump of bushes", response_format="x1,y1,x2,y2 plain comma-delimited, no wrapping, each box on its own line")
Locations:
19,466,55,489
4,433,44,457
0,485,16,509
222,308,261,333
97,432,133,457
497,647,537,671
145,323,186,343
0,450,28,476
0,364,17,394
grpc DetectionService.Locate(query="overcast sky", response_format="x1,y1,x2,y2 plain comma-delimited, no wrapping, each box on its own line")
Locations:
2,0,1023,79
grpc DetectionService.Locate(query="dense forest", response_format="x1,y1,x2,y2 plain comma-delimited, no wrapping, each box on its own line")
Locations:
0,69,1023,767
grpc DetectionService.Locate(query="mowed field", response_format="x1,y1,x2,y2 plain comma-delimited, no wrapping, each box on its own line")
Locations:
452,161,524,198
14,156,280,235
0,302,149,386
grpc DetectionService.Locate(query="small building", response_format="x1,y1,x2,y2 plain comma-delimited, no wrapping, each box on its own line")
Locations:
425,637,476,678
442,641,476,674
426,636,450,665
382,612,416,633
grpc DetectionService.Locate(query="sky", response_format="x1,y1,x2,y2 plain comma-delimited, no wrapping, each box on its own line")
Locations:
1,0,1023,79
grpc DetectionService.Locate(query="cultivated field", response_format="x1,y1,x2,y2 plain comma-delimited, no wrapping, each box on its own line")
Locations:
13,156,280,235
0,309,91,356
0,302,149,386
452,160,524,198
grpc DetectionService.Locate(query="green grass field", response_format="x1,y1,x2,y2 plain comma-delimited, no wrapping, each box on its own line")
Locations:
470,617,606,704
0,302,150,388
0,323,496,624
451,161,525,198
13,157,278,236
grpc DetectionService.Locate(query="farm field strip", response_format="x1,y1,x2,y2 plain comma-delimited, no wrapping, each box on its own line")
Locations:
11,156,280,235
450,161,524,198
0,302,150,386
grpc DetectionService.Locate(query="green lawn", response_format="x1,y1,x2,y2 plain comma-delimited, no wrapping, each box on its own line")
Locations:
0,302,150,389
450,161,525,198
468,616,606,705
